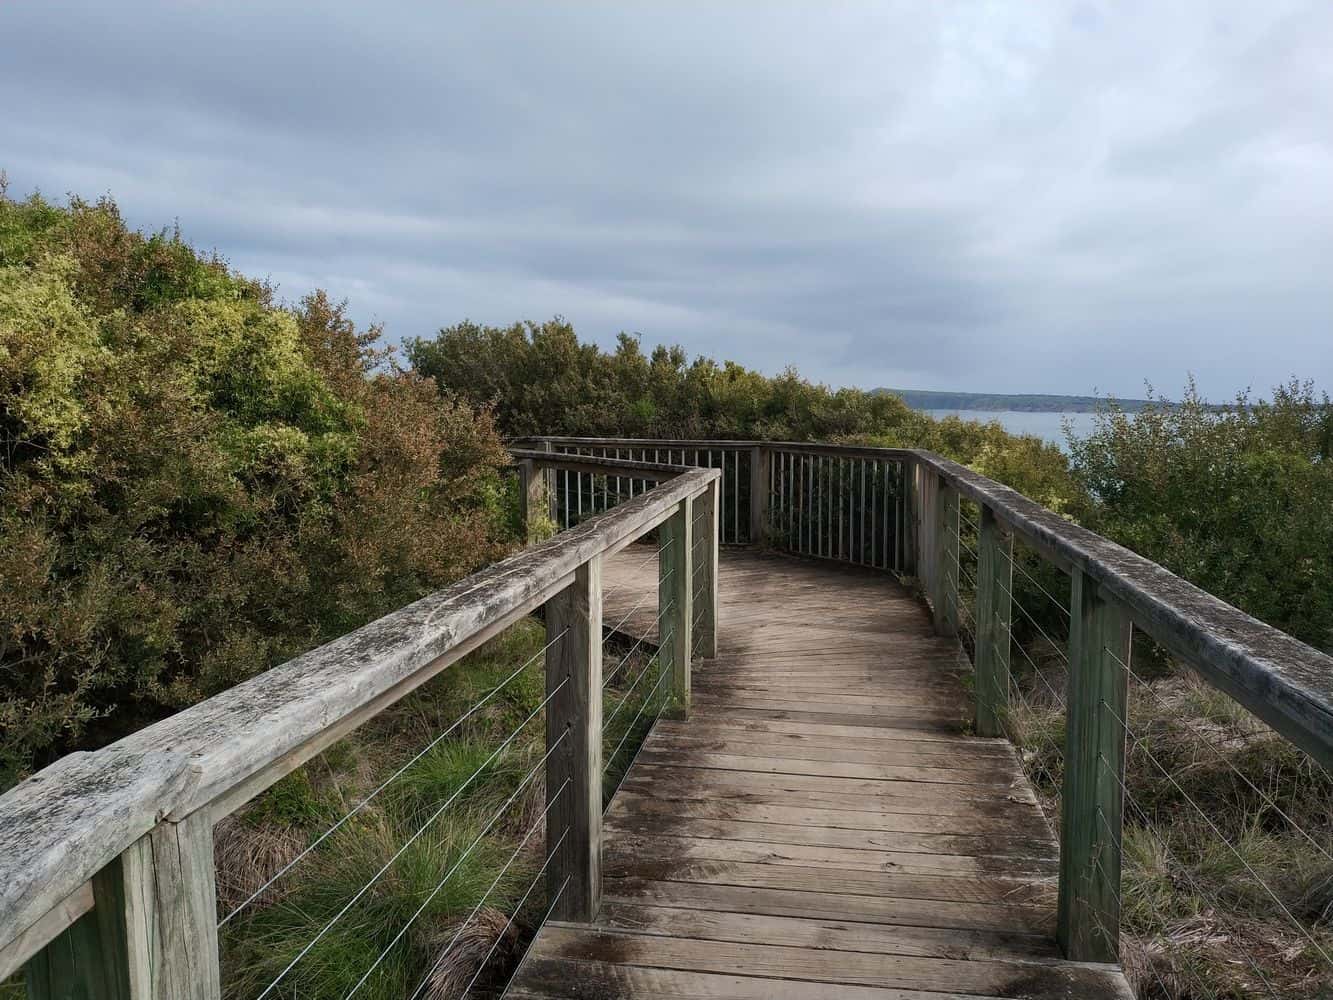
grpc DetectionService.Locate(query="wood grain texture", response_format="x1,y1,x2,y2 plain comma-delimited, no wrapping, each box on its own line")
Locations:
1057,569,1131,963
546,556,604,922
513,548,1133,998
974,506,1014,738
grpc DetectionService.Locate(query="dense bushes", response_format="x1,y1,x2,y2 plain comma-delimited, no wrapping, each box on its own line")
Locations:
0,189,512,787
1069,379,1333,652
407,319,1079,511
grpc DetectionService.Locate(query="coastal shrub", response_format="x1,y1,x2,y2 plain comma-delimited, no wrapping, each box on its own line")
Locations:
1069,379,1333,651
0,189,512,787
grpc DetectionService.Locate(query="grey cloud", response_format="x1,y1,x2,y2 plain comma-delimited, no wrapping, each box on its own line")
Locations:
2,0,1330,397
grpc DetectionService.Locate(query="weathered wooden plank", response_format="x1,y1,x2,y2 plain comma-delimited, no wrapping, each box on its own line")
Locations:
546,556,603,921
601,830,1058,878
974,506,1014,738
588,904,1058,961
601,856,1052,908
649,716,1011,751
933,480,960,637
602,810,1056,863
620,764,1038,811
508,958,998,1000
21,871,126,1000
528,926,1131,997
509,447,682,482
629,747,1024,788
658,499,693,719
687,703,966,732
641,731,1021,770
1057,569,1130,964
608,789,1053,841
122,810,222,999
602,877,1054,935
749,445,770,543
692,478,719,659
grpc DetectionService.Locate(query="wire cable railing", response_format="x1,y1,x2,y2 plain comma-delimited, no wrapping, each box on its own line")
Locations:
250,674,568,1000
218,626,569,928
932,486,1333,996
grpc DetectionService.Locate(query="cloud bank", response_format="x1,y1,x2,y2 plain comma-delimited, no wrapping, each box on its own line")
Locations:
3,1,1330,397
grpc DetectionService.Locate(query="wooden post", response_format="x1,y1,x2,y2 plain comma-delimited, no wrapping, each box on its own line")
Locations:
517,458,545,542
693,480,720,659
898,458,917,577
974,507,1013,737
919,468,937,600
749,445,770,545
544,555,603,922
1058,567,1130,963
659,498,694,719
24,862,135,1000
541,439,557,525
932,479,959,637
27,812,222,1000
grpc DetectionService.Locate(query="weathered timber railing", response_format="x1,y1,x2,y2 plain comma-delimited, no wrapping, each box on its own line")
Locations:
515,437,910,572
517,437,1333,968
0,452,720,997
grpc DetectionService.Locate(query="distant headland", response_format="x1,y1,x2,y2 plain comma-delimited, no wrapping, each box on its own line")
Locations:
877,388,1166,413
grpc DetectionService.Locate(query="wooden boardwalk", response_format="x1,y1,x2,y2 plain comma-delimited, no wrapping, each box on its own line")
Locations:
510,548,1133,999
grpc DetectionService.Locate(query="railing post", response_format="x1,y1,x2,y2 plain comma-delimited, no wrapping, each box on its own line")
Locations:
27,812,222,1000
693,479,720,659
749,445,770,545
919,467,937,600
1058,567,1130,963
974,506,1013,737
541,439,557,525
517,458,545,542
545,554,603,922
659,497,693,719
932,478,959,636
899,458,918,577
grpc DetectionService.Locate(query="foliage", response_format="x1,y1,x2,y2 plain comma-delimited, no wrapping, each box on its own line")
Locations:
0,189,513,787
1068,379,1333,651
407,319,1080,512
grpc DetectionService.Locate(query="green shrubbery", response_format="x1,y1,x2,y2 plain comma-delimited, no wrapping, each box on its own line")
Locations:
0,187,513,787
1069,379,1333,652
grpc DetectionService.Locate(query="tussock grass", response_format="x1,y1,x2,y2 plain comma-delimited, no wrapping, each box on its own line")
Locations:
216,617,558,1000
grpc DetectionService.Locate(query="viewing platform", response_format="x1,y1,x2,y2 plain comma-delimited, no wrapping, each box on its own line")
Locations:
511,547,1133,997
3,439,1330,999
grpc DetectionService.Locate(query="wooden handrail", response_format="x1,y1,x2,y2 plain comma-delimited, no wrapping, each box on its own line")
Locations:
0,457,719,988
911,450,1333,771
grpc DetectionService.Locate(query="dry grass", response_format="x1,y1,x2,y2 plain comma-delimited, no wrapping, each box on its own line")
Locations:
214,813,308,915
418,906,521,999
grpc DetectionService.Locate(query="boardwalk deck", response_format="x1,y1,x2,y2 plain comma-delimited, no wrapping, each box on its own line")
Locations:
510,547,1133,999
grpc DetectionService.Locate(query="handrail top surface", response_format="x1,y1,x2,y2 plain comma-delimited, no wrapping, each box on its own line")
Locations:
509,447,682,481
522,436,1333,768
0,461,717,957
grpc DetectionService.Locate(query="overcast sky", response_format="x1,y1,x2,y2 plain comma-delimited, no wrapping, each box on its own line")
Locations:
3,2,1330,398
